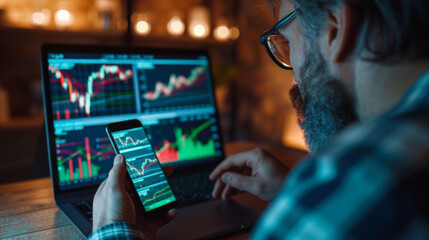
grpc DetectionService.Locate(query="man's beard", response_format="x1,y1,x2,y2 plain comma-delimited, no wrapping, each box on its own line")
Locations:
289,42,358,154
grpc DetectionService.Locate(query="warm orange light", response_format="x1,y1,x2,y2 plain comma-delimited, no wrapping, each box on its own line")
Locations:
32,12,44,25
55,9,73,27
214,20,230,41
188,7,210,39
31,9,51,26
229,26,240,40
192,24,206,38
5,7,28,26
56,10,70,22
135,20,150,35
167,16,185,36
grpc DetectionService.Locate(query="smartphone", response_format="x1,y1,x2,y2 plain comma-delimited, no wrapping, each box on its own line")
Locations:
105,119,177,217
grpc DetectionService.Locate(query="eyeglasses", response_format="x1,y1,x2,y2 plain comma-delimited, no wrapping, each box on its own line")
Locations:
259,10,297,70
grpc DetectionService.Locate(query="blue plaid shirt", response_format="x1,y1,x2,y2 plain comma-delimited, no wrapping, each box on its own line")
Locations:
89,70,429,240
251,69,429,239
89,222,146,240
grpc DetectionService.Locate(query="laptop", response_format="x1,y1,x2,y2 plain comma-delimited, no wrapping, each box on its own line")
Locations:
40,44,260,239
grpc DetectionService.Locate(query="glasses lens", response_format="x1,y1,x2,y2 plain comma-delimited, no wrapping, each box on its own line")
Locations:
267,34,292,69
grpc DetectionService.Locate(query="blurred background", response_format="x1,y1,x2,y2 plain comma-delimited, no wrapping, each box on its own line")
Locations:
0,0,306,184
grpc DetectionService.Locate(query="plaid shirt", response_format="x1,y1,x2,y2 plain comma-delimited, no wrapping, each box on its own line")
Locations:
251,69,429,239
88,222,146,240
88,70,429,240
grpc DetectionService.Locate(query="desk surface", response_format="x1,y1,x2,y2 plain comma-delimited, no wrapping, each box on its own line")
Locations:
0,142,307,239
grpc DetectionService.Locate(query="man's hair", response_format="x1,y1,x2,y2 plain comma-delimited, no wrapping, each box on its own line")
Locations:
268,0,429,63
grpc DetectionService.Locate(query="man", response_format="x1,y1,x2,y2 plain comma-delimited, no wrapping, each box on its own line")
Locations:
89,0,429,239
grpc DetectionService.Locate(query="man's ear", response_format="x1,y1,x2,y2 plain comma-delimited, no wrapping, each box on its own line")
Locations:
323,2,356,63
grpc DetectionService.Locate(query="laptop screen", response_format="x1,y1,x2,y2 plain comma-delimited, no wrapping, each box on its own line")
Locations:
42,46,224,191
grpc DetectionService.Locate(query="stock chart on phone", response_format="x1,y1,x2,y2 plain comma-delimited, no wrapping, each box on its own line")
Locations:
112,127,176,211
47,52,224,191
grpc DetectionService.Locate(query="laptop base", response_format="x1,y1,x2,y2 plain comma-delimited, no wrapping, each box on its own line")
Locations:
158,198,261,240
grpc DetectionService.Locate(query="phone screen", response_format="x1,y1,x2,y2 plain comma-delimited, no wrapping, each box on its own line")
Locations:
110,126,176,212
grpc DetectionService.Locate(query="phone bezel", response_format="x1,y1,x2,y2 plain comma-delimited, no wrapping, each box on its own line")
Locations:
106,119,177,217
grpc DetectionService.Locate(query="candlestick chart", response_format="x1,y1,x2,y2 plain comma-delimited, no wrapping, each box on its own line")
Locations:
49,63,136,119
55,126,115,184
141,65,212,110
149,119,218,164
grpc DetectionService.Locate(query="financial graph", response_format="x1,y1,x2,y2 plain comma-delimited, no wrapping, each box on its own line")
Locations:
140,65,212,110
149,118,219,164
114,128,149,152
49,63,136,119
144,66,206,100
141,182,175,210
56,125,115,184
112,127,161,179
112,127,175,211
117,136,148,150
126,157,159,178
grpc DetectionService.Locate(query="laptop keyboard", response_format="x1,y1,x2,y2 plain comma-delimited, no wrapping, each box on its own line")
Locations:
73,170,215,222
170,170,215,207
74,200,93,222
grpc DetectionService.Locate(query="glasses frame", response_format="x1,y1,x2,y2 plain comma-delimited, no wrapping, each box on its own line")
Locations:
259,10,297,70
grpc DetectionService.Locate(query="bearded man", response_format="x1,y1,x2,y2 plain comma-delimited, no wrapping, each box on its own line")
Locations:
89,0,429,239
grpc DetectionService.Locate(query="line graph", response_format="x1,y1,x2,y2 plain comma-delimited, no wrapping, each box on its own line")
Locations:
111,126,175,211
113,128,149,152
126,158,158,178
118,136,148,147
49,63,136,119
139,181,176,210
143,186,172,205
140,65,212,110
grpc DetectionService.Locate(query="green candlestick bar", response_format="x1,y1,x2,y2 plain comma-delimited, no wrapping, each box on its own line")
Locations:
58,160,101,183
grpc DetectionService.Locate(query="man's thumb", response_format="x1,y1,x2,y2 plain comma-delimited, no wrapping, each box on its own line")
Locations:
114,154,124,165
108,154,127,189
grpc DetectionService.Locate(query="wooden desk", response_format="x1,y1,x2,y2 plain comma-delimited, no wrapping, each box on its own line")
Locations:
0,142,308,239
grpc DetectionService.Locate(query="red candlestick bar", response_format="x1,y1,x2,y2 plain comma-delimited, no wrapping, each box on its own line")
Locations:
65,109,70,119
69,159,74,181
85,137,92,177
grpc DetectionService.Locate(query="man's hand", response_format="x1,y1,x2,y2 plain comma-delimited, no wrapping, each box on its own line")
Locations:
209,148,288,202
92,154,177,239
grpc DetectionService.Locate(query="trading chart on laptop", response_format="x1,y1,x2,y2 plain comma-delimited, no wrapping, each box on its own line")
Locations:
47,51,223,190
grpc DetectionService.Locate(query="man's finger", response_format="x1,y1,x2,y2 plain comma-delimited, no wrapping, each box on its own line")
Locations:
209,150,257,180
221,172,259,195
212,179,226,198
221,184,236,200
106,154,127,190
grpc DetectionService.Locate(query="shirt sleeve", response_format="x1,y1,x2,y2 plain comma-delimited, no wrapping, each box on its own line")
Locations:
249,118,429,240
88,222,146,240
